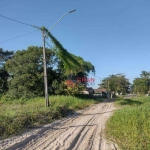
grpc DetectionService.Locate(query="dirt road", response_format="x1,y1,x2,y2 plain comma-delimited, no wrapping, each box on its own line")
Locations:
0,99,118,150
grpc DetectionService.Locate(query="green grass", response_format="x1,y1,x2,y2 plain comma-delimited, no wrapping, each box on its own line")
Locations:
105,96,150,150
0,95,101,139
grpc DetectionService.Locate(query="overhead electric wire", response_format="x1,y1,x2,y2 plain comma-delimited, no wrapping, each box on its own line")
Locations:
89,73,102,79
45,39,53,49
0,14,54,48
89,73,138,82
0,14,42,43
0,14,40,29
0,30,38,43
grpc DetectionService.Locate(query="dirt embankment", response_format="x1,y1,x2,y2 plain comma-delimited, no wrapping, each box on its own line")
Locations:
0,99,119,150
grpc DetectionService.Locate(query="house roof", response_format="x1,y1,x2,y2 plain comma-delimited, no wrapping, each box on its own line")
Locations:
94,88,107,93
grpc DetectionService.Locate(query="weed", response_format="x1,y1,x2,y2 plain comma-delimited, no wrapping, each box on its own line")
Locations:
0,95,102,138
105,96,150,150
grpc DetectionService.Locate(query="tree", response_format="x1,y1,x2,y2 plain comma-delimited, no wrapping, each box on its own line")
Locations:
99,74,130,98
5,46,57,99
132,78,149,95
0,48,13,68
132,71,150,95
140,71,150,78
64,79,85,95
42,27,95,94
4,44,95,99
4,28,96,99
0,48,13,93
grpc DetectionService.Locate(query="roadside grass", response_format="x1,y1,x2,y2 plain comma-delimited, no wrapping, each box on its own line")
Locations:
105,96,150,150
0,95,101,139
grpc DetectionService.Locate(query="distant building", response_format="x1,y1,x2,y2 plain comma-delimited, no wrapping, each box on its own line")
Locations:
82,87,94,96
94,88,107,93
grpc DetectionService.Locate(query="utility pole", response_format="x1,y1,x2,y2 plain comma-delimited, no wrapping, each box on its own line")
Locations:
42,30,49,107
0,10,76,107
107,78,110,98
42,9,76,107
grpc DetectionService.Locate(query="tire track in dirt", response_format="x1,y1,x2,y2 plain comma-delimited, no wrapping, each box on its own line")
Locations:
0,99,119,150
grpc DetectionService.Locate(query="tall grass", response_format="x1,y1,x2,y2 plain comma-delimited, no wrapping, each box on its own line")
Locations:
105,97,150,150
0,95,101,138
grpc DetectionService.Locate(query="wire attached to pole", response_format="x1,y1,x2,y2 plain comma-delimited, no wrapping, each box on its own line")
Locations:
0,14,40,29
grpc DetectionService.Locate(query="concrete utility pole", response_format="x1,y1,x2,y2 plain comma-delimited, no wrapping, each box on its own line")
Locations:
0,10,76,107
42,30,49,107
107,78,110,98
42,9,76,107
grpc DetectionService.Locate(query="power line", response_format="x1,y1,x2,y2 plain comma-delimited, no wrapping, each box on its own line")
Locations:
89,73,140,79
0,14,41,43
0,14,40,29
89,73,102,79
0,31,38,43
45,39,53,48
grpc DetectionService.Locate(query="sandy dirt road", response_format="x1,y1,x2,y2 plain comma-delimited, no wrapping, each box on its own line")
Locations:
0,99,119,150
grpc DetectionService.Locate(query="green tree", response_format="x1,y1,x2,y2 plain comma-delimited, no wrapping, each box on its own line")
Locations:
140,70,150,78
100,74,130,98
0,48,13,93
0,48,13,68
5,46,56,99
133,71,150,95
133,78,149,95
4,27,96,99
42,27,95,94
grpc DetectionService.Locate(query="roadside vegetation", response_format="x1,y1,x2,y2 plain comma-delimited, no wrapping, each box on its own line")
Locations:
105,96,150,150
0,31,97,139
1,26,150,149
132,71,150,95
0,95,101,139
0,29,95,100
